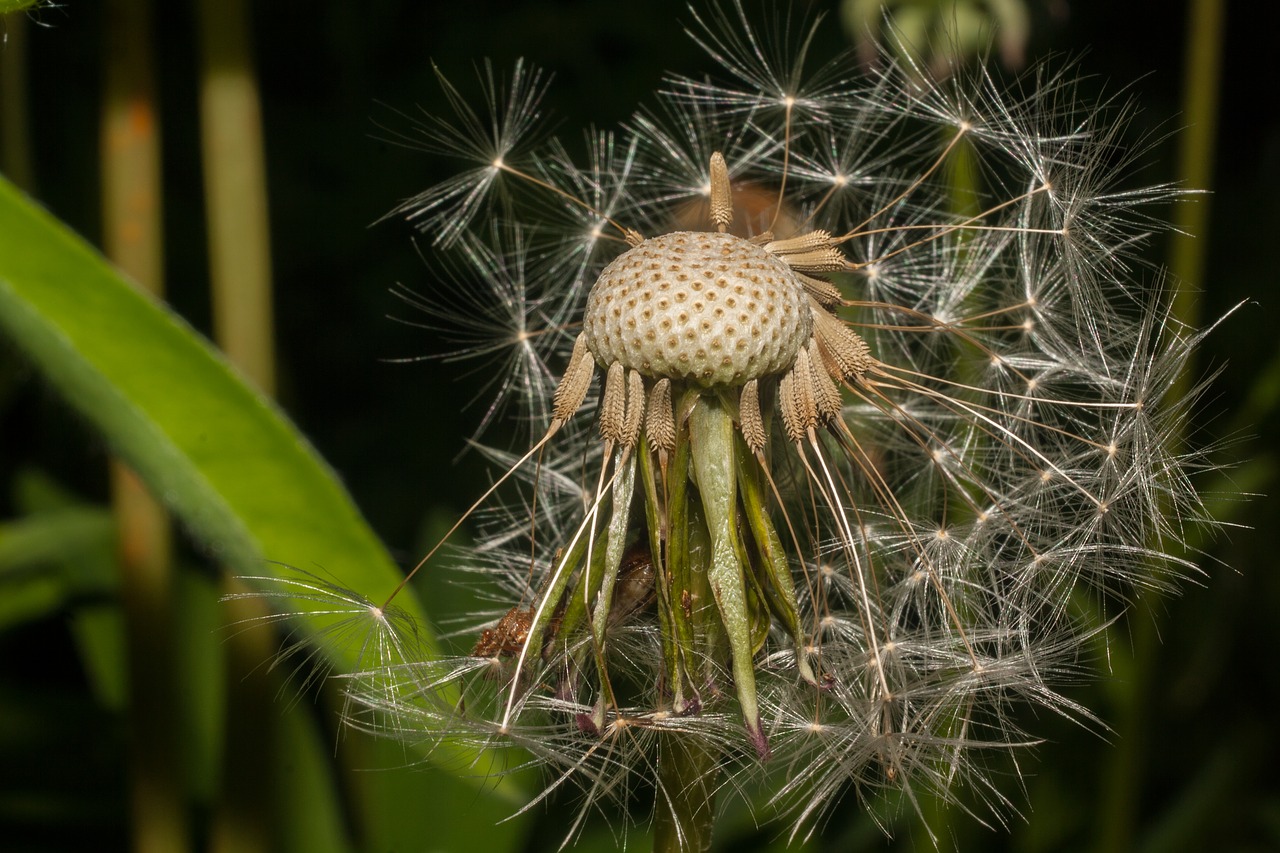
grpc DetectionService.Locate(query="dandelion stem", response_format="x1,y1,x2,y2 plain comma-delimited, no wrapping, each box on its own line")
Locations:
653,734,719,853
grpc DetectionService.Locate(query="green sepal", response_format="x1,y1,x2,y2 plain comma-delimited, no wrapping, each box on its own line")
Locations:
689,397,768,758
726,495,773,656
666,420,707,711
684,495,723,687
542,524,610,659
736,436,817,684
587,447,638,719
639,439,691,713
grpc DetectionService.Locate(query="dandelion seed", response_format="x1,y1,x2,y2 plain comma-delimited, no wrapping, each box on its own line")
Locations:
255,2,1232,846
381,58,552,246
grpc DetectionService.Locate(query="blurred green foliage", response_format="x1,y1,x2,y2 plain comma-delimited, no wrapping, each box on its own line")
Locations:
0,1,1277,851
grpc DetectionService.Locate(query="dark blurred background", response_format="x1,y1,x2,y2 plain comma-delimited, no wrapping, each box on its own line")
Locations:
1,0,1276,851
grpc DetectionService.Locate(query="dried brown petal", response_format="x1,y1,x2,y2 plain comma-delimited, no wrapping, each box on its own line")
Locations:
623,369,646,448
812,303,872,380
740,378,766,454
646,378,676,455
808,340,843,422
552,332,595,423
779,346,817,443
798,273,843,309
600,361,627,443
765,230,847,272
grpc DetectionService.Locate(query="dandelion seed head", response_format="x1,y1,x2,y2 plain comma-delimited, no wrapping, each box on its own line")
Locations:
583,231,815,387
272,2,1236,845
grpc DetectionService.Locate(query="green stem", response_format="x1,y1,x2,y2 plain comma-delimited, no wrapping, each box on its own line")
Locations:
211,578,280,853
653,734,719,853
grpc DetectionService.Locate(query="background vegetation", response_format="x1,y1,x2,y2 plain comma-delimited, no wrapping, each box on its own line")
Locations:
1,1,1276,851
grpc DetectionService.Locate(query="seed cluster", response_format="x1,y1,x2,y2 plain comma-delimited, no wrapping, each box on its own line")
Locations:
340,15,1229,845
583,231,812,388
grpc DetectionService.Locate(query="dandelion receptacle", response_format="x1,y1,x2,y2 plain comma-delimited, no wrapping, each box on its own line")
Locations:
252,2,1228,848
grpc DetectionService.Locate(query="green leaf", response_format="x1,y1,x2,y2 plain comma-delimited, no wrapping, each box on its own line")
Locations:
0,506,116,630
0,173,425,661
0,176,529,826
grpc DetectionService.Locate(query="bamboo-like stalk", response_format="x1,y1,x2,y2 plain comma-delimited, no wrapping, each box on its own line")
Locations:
195,2,279,851
1097,3,1224,851
101,2,186,852
1,12,35,191
193,0,280,848
1169,0,1224,332
196,0,275,395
